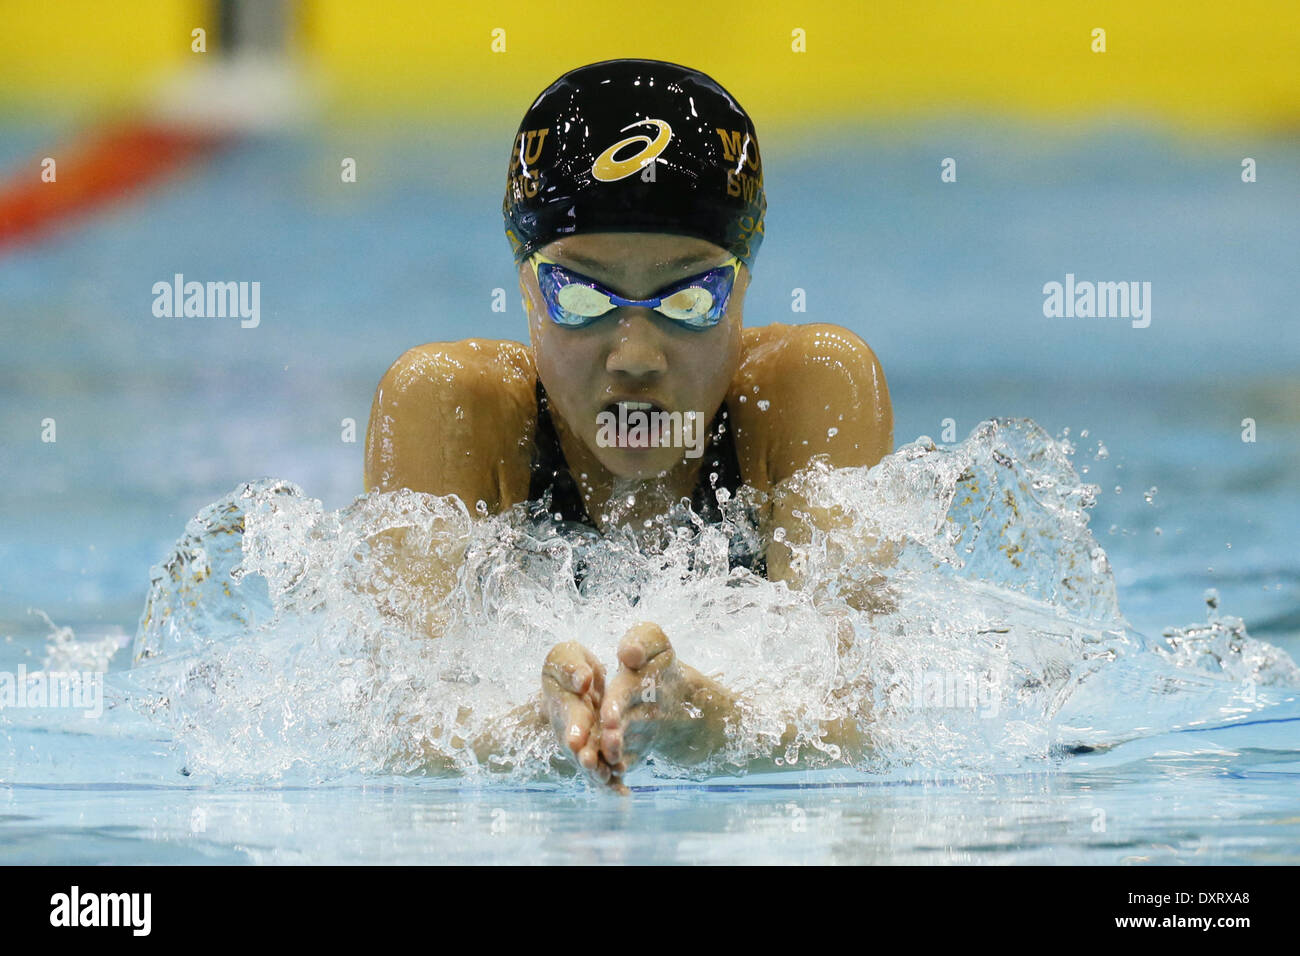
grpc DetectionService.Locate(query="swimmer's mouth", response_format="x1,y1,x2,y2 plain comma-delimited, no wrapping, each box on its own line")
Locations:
603,400,668,417
600,400,675,450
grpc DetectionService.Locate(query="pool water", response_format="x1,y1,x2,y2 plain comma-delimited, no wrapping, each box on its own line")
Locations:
1,120,1297,864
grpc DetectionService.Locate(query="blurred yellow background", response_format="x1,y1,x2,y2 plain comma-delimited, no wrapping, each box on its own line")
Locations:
1,0,1297,131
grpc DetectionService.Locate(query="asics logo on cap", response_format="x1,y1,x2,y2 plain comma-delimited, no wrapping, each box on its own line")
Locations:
591,119,673,182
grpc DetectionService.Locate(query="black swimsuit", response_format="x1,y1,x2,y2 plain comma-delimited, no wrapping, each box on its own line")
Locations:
526,380,767,578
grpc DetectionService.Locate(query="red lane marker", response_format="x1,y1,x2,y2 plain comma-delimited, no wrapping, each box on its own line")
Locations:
0,122,231,252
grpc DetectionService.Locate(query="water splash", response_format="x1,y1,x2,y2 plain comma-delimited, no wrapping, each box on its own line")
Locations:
95,417,1300,784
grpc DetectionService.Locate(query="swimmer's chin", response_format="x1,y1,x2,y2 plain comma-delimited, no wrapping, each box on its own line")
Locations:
591,445,685,481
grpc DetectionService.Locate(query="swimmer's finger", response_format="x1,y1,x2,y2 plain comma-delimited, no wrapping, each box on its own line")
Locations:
577,735,602,773
577,734,626,790
551,695,597,755
599,693,628,767
580,646,605,705
618,622,672,671
600,665,644,729
542,641,596,695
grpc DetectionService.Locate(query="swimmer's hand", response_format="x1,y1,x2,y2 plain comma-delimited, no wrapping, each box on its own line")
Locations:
600,622,736,779
541,642,624,793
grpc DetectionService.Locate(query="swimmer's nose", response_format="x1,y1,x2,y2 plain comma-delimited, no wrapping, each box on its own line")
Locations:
605,310,668,377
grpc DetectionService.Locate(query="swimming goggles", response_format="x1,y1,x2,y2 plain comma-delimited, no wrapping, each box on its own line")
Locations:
527,251,741,330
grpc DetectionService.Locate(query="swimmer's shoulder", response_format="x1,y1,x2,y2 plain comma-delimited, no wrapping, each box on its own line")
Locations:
728,322,893,488
364,339,537,509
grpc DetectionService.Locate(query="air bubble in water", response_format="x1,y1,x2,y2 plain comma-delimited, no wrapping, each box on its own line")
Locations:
1144,486,1158,505
757,399,770,411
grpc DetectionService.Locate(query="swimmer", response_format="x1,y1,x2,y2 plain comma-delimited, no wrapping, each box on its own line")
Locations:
364,59,893,791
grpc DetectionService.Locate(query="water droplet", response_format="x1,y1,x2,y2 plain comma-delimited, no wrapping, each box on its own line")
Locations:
1080,428,1089,438
1154,527,1162,535
773,527,786,542
738,394,747,403
827,427,839,438
1143,486,1158,504
1225,542,1232,550
757,399,770,411
1094,442,1109,460
1114,485,1122,495
475,500,488,516
625,495,636,506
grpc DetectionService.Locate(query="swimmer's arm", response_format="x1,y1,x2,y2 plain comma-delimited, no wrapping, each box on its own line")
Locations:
416,697,586,777
657,664,870,768
765,483,901,616
655,327,895,766
755,325,898,610
359,341,535,636
364,339,534,507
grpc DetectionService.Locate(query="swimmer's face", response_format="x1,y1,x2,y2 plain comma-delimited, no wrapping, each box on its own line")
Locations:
521,232,748,480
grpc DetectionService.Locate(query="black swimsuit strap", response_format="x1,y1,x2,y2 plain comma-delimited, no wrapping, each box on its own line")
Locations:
528,379,742,526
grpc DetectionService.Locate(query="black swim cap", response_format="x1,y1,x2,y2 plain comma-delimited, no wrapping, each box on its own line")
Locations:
503,59,766,271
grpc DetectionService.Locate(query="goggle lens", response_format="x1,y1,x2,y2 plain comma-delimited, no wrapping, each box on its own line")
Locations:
532,256,735,330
